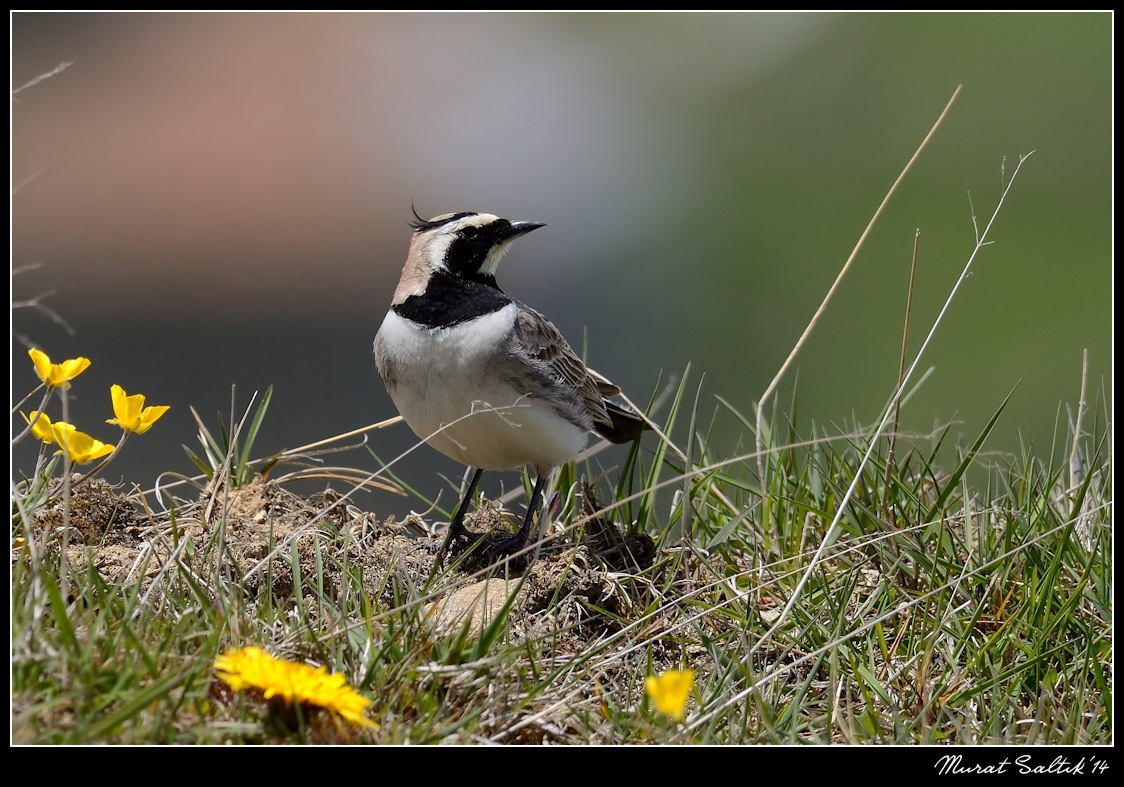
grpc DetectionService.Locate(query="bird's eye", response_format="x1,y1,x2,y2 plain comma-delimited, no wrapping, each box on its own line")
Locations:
461,226,479,239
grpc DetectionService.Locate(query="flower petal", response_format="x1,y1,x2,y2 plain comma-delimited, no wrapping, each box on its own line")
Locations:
214,646,378,729
21,410,57,444
28,348,53,383
107,385,168,434
645,668,695,722
52,425,114,464
136,405,170,434
28,348,90,387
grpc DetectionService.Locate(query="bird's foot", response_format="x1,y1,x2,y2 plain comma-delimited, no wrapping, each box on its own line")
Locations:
440,520,476,557
442,523,533,575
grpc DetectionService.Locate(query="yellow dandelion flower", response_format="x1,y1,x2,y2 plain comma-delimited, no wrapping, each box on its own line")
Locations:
106,384,170,434
21,410,58,444
29,348,91,388
50,424,116,464
214,646,378,730
645,668,695,722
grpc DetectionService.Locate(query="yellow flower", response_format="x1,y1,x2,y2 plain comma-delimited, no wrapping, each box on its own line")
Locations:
214,646,378,730
51,423,115,464
21,410,58,444
106,384,170,434
645,668,695,722
28,348,91,388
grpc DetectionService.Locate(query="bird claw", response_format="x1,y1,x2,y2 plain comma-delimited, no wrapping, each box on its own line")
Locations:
442,525,532,575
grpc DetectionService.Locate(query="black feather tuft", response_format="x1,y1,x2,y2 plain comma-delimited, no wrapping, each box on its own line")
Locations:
409,206,477,233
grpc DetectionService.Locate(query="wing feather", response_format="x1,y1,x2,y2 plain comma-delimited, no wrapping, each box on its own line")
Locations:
507,305,644,443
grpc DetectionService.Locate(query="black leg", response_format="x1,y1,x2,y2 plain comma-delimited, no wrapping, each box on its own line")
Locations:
444,471,549,573
515,474,549,541
441,468,483,554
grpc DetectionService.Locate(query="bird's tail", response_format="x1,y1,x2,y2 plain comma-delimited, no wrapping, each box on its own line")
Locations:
595,400,648,444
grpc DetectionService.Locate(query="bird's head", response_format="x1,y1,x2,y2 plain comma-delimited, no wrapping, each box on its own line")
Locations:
393,210,545,301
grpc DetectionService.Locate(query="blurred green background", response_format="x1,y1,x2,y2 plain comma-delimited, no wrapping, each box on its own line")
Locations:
12,13,1111,515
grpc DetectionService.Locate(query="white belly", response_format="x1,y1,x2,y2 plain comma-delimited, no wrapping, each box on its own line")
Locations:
375,306,588,471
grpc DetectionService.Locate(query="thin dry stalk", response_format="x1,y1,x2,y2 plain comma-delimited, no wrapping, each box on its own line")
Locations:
754,85,963,483
882,228,921,515
11,60,73,97
1068,348,1089,492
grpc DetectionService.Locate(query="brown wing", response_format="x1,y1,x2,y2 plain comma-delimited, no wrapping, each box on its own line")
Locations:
511,305,612,424
510,305,645,444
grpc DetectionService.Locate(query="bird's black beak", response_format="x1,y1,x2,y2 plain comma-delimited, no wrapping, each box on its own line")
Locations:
505,220,545,240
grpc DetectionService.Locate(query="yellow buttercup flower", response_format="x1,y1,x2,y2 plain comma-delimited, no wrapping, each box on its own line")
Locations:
645,668,695,722
21,410,58,444
51,423,115,464
106,384,170,435
28,348,91,388
214,646,378,730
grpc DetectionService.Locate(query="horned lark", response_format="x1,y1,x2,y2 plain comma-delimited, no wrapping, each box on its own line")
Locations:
374,210,645,564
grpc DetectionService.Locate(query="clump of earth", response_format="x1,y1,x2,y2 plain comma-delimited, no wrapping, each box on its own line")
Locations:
29,475,658,640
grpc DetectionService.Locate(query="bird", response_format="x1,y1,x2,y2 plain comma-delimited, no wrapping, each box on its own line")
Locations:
373,209,646,566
